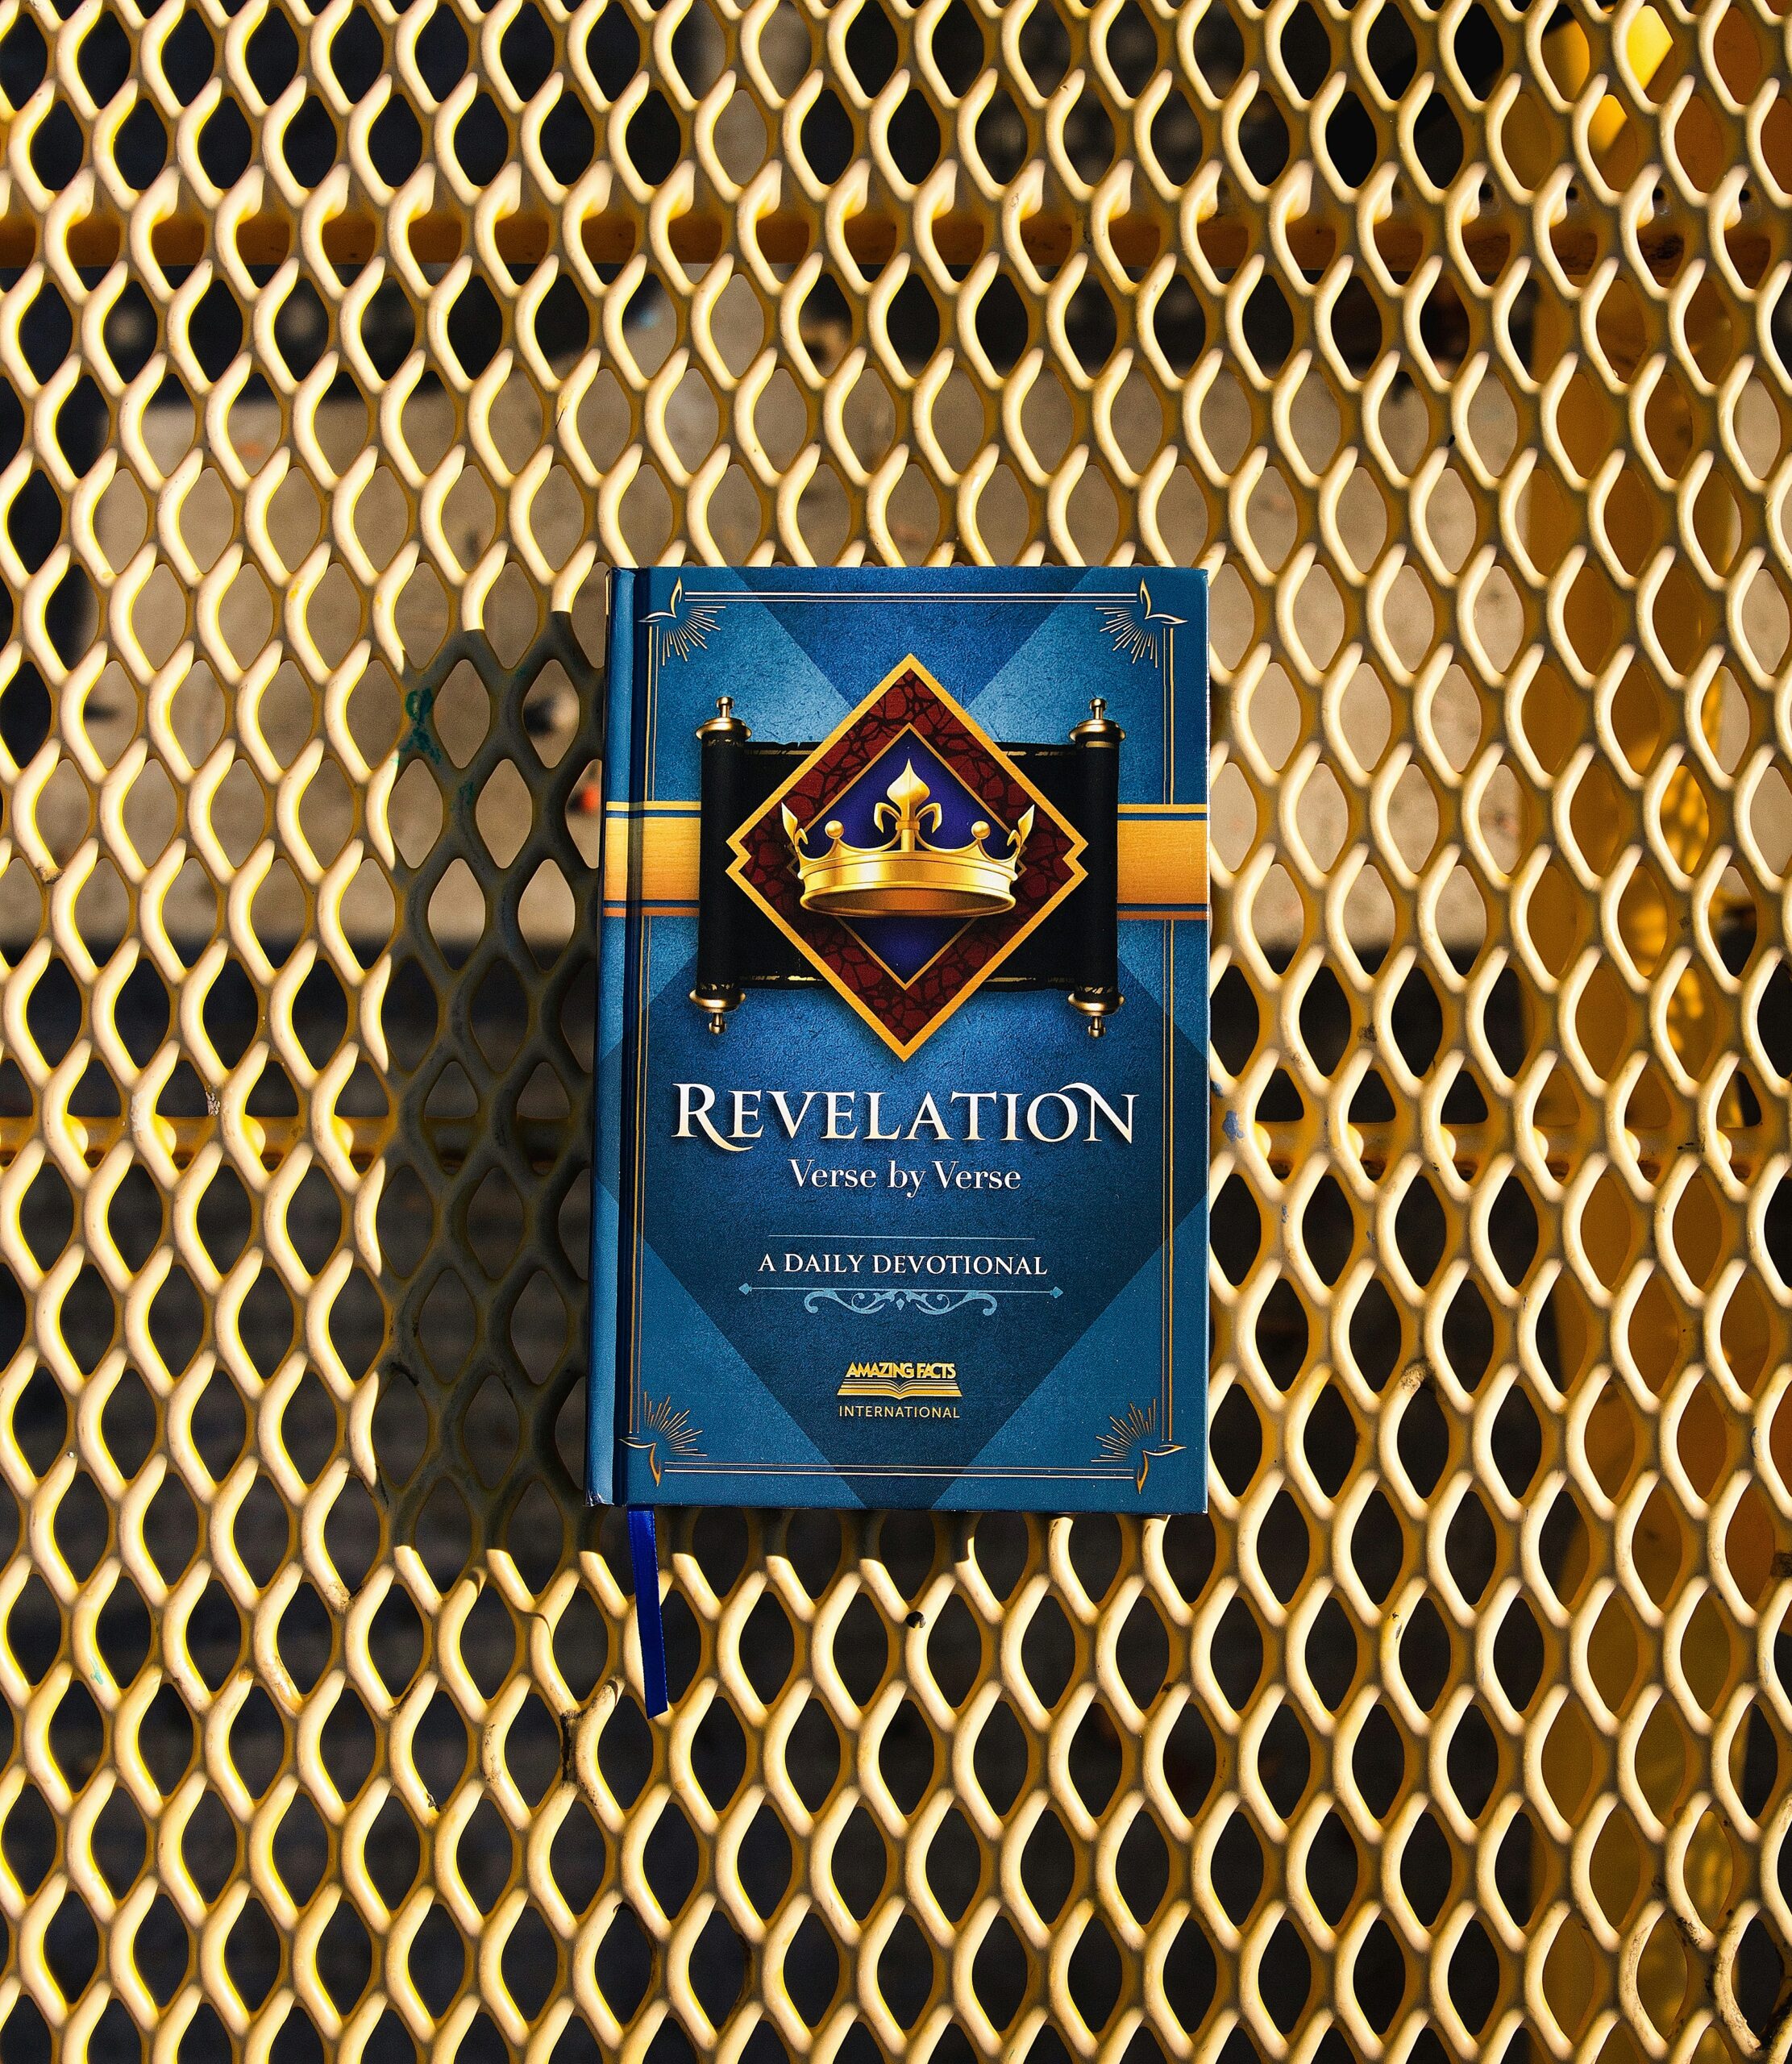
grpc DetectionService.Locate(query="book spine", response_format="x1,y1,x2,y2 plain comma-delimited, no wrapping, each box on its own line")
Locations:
585,567,637,1504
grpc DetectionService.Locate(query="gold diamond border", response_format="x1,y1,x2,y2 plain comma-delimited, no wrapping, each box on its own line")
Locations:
726,653,1087,1060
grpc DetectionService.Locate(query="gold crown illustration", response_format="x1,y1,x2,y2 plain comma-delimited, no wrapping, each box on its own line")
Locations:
782,759,1033,918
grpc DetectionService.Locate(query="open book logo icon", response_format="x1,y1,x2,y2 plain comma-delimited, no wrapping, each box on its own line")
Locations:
838,1360,963,1400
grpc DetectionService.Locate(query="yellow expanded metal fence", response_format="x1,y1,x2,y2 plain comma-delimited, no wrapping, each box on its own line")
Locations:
0,0,1785,2054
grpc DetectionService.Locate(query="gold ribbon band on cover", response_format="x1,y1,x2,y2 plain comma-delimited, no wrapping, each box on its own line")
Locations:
601,805,1208,918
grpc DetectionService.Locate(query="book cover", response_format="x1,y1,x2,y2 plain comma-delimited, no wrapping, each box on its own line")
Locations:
589,568,1208,1513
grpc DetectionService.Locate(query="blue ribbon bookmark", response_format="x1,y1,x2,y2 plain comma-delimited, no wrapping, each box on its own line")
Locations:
626,1508,669,1717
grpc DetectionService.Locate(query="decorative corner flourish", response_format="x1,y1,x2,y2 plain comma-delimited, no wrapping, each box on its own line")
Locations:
626,1392,706,1484
1101,578,1184,667
1094,1399,1180,1492
643,576,724,664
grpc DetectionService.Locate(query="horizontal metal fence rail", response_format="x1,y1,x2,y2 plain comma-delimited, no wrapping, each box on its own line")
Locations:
0,0,1784,2056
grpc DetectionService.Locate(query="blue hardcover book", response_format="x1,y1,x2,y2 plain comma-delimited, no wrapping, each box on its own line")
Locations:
589,568,1208,1513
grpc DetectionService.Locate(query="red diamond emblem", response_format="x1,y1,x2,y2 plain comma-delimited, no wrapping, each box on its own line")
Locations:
727,656,1085,1059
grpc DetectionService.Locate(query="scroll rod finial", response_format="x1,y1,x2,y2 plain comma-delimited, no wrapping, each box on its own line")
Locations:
1070,986,1123,1033
1071,697,1123,743
696,695,750,739
689,981,744,1030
